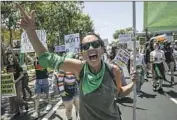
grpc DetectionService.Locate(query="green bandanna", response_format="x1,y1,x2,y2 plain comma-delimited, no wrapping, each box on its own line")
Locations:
82,61,105,95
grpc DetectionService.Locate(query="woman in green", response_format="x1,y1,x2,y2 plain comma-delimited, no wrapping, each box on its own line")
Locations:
16,4,137,120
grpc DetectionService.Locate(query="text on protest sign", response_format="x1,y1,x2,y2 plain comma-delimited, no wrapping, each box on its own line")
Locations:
119,34,132,43
1,73,17,97
113,49,130,67
64,33,80,53
54,45,65,52
21,30,48,53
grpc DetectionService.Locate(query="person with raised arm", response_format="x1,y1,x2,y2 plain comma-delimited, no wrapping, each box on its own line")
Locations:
16,4,137,120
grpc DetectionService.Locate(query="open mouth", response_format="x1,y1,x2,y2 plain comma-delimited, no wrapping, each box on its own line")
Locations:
89,54,98,61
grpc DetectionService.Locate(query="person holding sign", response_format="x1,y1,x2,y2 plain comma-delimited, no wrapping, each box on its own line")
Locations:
16,4,137,120
6,53,28,118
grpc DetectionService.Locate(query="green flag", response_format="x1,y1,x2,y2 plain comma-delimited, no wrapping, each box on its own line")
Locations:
144,2,177,32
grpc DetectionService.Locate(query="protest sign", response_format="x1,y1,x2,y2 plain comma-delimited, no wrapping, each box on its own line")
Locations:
1,73,16,97
13,40,21,48
21,30,47,53
139,37,146,45
113,49,130,67
119,34,132,43
54,45,65,52
127,41,140,50
64,33,80,53
27,65,34,70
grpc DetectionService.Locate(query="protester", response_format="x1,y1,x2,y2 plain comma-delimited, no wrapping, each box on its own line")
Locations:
150,42,165,93
164,42,175,85
55,69,80,120
54,53,80,120
31,57,52,118
6,53,28,118
17,4,137,120
173,40,177,70
21,58,32,100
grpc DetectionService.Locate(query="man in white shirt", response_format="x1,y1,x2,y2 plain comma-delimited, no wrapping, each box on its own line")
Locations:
150,42,165,93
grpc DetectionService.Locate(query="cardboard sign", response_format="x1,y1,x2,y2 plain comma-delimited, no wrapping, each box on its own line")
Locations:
1,73,17,97
119,34,132,43
64,33,80,53
54,45,65,52
27,65,34,70
113,49,130,67
21,30,47,53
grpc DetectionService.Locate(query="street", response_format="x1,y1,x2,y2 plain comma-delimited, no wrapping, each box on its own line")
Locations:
1,71,177,120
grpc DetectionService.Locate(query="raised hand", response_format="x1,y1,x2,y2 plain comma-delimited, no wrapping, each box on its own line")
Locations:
15,3,48,56
16,3,36,31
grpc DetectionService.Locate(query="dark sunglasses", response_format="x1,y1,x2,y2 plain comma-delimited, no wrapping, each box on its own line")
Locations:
81,40,102,50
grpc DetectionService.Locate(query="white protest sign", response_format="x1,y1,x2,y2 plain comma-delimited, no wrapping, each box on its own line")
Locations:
127,41,140,50
21,30,47,53
54,45,65,52
64,33,80,53
119,34,132,43
113,49,130,67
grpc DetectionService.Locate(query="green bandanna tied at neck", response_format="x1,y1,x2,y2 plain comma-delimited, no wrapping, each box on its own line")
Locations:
82,61,105,95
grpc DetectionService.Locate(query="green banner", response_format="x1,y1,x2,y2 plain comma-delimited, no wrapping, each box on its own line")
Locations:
144,2,177,32
1,73,17,97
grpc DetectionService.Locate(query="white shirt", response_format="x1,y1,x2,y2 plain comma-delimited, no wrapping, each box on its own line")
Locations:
130,53,144,66
150,49,165,64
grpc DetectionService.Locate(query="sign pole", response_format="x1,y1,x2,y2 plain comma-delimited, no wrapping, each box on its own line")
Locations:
132,1,137,120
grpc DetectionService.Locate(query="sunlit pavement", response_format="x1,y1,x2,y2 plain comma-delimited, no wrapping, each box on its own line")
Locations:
1,71,177,120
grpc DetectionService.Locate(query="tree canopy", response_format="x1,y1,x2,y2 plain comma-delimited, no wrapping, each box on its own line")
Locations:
1,1,94,47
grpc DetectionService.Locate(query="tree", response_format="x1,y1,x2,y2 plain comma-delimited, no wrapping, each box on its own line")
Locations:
1,1,19,46
1,1,94,48
113,27,133,39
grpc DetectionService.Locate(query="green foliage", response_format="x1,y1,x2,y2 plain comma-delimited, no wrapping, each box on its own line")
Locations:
1,1,94,48
113,27,133,39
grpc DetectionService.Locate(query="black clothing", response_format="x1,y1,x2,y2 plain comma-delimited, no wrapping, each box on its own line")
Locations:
6,64,23,80
34,61,48,79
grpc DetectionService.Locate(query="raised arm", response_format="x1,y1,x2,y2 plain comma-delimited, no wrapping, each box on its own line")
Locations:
16,4,82,77
16,4,47,56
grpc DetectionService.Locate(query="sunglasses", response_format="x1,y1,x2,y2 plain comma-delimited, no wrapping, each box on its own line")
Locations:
81,40,102,50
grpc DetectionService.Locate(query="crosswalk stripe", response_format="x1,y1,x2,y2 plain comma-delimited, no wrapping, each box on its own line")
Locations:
42,98,63,120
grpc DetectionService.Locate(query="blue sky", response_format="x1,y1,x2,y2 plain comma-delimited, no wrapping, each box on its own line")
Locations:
83,2,144,42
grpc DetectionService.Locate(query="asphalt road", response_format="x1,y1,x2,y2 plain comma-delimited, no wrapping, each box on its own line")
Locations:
1,70,177,120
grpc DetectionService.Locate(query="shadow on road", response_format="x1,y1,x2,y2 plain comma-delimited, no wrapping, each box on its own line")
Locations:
162,84,172,88
166,90,177,98
139,91,157,98
118,103,147,111
50,111,63,120
115,97,133,104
